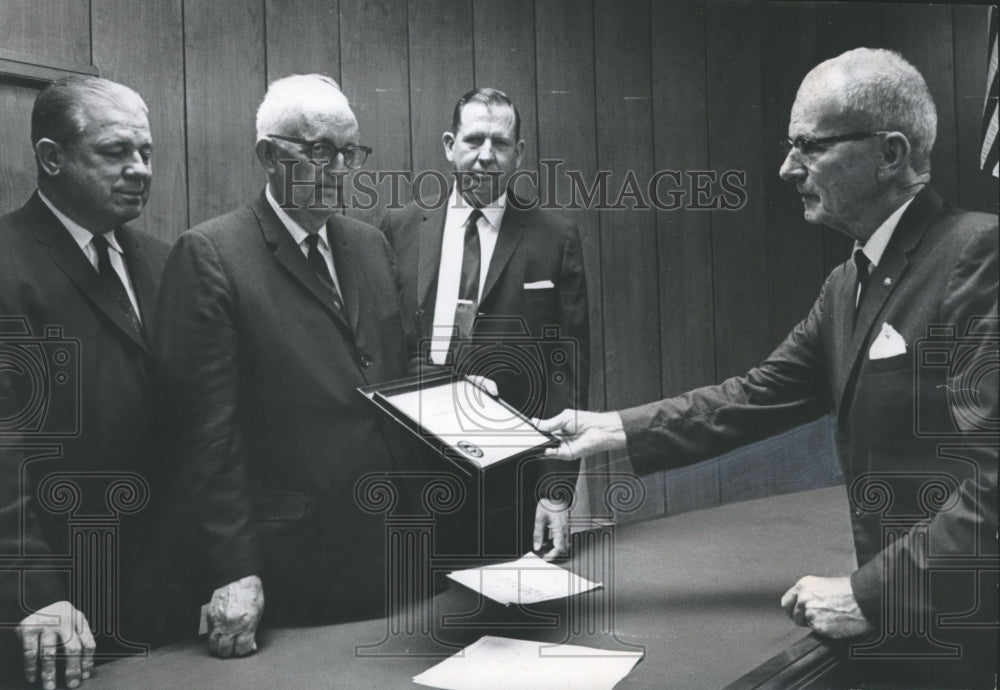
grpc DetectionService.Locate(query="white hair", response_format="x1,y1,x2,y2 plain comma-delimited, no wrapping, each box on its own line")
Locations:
255,74,354,141
800,48,937,172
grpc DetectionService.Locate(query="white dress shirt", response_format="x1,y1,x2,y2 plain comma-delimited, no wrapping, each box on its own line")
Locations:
38,190,142,319
852,196,915,305
430,187,507,364
266,184,343,295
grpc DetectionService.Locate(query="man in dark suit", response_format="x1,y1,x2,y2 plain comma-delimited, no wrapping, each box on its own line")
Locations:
0,76,169,689
381,88,589,561
540,49,997,687
155,74,417,658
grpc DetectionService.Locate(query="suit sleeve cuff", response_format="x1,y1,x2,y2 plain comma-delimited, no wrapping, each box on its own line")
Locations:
850,559,883,628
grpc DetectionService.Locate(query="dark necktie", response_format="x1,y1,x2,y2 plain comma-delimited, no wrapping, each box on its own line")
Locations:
458,209,484,304
92,233,142,335
304,233,346,317
853,248,871,317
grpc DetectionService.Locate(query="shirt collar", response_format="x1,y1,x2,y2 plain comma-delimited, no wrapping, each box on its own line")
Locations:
37,190,124,254
265,184,330,248
853,196,915,268
448,185,507,230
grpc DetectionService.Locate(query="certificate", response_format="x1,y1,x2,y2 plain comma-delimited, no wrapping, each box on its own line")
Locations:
359,372,556,469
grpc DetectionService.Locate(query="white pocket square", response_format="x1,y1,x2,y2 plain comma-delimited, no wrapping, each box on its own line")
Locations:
869,322,907,360
523,280,555,290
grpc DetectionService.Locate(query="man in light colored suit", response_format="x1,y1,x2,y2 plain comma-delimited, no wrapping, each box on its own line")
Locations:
155,74,417,657
540,48,997,688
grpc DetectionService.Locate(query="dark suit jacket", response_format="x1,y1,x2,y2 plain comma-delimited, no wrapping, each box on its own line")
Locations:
381,195,589,554
0,192,169,653
155,192,416,622
620,187,998,681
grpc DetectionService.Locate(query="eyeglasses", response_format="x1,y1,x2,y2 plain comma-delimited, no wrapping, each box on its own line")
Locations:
780,131,889,157
269,134,372,168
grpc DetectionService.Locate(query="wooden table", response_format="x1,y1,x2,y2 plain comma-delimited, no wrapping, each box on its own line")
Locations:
92,486,857,689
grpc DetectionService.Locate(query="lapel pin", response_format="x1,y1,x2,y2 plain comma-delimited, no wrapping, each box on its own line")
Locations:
882,277,892,287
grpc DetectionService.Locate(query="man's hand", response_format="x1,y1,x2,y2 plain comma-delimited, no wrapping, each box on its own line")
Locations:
16,601,96,690
207,574,264,658
534,410,627,461
780,575,874,639
533,497,571,561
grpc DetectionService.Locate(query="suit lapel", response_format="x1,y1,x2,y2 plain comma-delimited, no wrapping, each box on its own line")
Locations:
327,215,362,334
251,193,352,333
837,187,942,405
27,194,148,351
417,205,447,313
480,200,527,304
118,226,157,343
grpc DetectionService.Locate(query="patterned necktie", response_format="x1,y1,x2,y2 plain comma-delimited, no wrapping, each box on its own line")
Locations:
304,233,346,317
92,233,142,335
853,248,871,325
853,249,871,308
458,209,484,304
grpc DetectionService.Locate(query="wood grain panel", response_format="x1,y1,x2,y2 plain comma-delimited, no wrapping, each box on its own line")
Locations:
339,0,410,225
705,0,769,379
594,0,660,412
184,0,267,225
0,84,38,211
664,460,721,516
651,0,716,397
813,1,882,61
951,4,998,214
534,0,604,412
0,0,90,67
91,0,187,242
719,416,839,504
265,0,340,86
472,0,539,188
593,0,664,517
407,0,474,186
813,1,883,276
761,2,824,344
535,0,608,520
880,4,959,204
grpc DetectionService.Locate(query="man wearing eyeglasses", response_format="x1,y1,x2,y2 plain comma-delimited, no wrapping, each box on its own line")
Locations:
538,48,997,687
381,88,589,563
154,74,416,657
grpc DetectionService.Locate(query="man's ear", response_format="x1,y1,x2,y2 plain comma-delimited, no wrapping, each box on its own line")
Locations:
514,139,525,168
34,138,64,177
255,138,278,174
442,131,456,162
878,132,911,180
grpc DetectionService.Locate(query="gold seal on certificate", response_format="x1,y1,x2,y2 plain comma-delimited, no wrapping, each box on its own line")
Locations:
358,372,556,469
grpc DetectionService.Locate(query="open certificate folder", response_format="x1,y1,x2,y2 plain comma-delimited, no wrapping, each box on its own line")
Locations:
413,636,644,690
358,372,556,470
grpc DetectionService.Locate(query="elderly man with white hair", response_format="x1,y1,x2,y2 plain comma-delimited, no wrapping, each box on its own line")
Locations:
539,48,998,688
155,74,418,657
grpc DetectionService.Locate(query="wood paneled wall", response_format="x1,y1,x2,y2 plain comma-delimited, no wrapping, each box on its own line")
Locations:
2,0,996,423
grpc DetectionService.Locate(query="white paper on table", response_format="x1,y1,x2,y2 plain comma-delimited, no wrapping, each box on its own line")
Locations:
413,635,644,690
385,378,551,468
446,553,602,605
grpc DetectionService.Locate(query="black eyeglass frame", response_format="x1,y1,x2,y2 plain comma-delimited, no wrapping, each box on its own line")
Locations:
780,130,890,157
268,134,373,168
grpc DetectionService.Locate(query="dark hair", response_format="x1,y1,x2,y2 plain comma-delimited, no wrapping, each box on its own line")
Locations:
450,87,521,141
31,75,146,146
